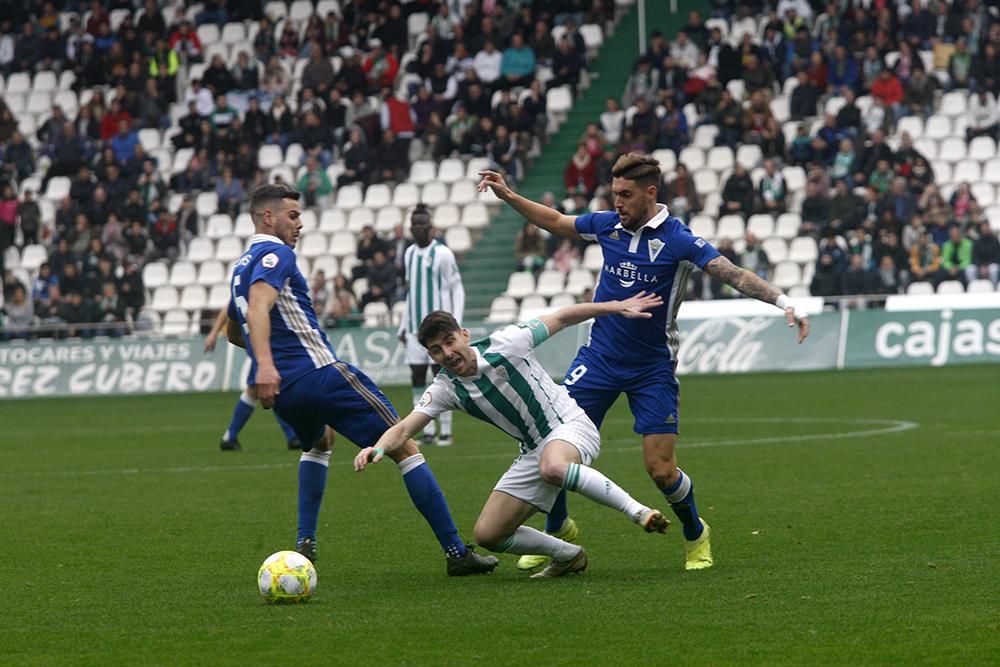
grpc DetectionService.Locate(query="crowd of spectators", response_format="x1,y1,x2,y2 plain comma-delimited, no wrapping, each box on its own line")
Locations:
0,0,613,338
530,0,1000,301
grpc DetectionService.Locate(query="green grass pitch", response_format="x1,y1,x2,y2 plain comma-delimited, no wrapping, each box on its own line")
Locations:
2,364,998,665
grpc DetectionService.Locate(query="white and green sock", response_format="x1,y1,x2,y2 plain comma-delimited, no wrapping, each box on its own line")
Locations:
496,526,581,561
564,463,649,522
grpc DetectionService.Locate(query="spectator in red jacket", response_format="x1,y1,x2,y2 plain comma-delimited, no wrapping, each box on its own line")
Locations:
871,69,904,122
564,143,597,197
168,20,203,63
99,99,133,142
362,39,399,92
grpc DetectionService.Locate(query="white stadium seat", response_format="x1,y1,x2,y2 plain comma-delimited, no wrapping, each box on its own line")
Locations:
20,244,48,272
505,272,535,299
461,203,490,230
437,158,465,184
347,207,376,233
788,237,818,264
205,214,234,240
151,286,180,312
363,184,392,209
215,236,244,263
169,260,198,287
207,284,230,309
716,215,745,240
444,226,472,255
421,182,448,207
161,309,191,335
392,182,420,208
180,285,207,310
408,160,437,185
937,280,965,295
143,262,169,289
535,270,566,298
906,281,934,295
772,261,801,290
197,260,226,286
336,184,363,209
329,230,357,258
319,209,346,232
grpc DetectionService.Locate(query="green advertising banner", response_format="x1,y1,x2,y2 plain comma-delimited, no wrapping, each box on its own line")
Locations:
3,309,997,399
842,308,1000,368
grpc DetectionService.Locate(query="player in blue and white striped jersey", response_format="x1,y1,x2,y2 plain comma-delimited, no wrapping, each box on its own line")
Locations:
225,183,497,576
478,154,810,571
354,293,671,579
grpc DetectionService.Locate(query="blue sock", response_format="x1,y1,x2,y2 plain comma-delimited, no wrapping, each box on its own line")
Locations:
398,453,467,558
297,449,330,541
275,413,298,444
223,390,255,442
662,468,704,541
545,490,569,533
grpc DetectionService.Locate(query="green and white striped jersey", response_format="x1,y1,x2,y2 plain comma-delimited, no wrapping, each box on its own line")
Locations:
415,319,587,453
398,240,465,334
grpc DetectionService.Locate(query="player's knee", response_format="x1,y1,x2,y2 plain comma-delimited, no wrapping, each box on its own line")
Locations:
645,459,679,487
538,456,568,487
473,520,505,551
389,439,420,462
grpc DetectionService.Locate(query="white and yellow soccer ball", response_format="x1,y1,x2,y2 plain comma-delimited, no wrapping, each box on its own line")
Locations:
257,550,317,603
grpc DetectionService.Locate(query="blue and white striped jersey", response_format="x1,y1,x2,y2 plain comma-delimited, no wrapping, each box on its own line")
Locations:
575,205,720,363
228,234,336,389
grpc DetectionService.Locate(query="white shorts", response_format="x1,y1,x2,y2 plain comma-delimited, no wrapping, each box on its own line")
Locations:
404,333,432,366
493,417,601,512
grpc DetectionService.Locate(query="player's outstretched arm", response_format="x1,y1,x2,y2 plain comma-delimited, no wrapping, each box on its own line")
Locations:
477,170,582,239
703,255,810,343
539,291,664,337
354,412,433,471
204,307,229,352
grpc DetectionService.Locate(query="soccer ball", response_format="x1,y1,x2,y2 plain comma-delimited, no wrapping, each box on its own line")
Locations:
257,550,317,603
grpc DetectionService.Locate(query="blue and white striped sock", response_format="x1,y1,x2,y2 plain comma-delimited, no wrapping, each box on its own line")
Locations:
662,468,703,540
297,448,330,541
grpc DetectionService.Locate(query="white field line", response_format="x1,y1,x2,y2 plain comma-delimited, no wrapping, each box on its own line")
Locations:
1,418,919,478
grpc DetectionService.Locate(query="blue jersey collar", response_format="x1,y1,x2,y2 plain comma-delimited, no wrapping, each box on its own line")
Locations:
248,233,283,246
615,203,670,233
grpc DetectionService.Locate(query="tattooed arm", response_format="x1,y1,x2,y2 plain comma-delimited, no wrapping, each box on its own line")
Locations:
702,255,810,343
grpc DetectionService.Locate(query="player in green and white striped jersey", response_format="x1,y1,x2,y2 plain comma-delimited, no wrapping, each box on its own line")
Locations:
396,205,464,446
356,293,671,578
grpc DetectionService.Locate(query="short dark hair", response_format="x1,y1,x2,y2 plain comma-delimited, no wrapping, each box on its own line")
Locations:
250,183,300,223
411,203,431,222
612,153,661,188
417,310,461,348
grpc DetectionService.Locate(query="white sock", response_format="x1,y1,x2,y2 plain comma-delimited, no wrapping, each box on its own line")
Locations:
300,447,331,466
564,463,649,522
497,526,581,561
439,411,452,438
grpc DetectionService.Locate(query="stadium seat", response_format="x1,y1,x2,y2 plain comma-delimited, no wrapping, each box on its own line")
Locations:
19,244,47,272
938,138,966,164
693,169,718,194
939,91,967,117
207,284,229,309
421,181,448,206
735,144,763,169
535,270,566,298
972,183,996,207
505,272,535,299
486,296,518,323
298,210,318,233
215,237,244,263
336,184,363,209
913,138,937,161
550,293,576,309
677,146,705,172
897,116,923,138
652,148,676,172
579,23,604,51
461,203,490,230
44,176,71,202
788,237,818,264
361,301,391,328
953,160,981,183
546,86,573,116
289,0,314,21
258,145,283,170
968,279,994,293
234,213,255,238
6,71,29,94
450,180,477,206
151,286,180,312
906,281,934,295
409,160,437,186
761,237,788,263
564,268,594,296
444,226,472,255
934,162,953,184
432,203,460,230
688,215,715,239
205,214,234,240
518,294,549,321
284,143,305,168
437,158,465,184
983,159,1000,186
196,192,219,218
968,137,997,163
772,261,801,290
351,277,368,301
746,214,774,239
768,96,790,124
2,245,19,271
924,115,951,140
392,182,420,208
937,280,965,295
197,260,225,286
169,260,198,287
32,71,57,93
781,166,806,193
329,230,357,258
716,215,745,240
264,0,288,19
58,70,76,91
138,128,161,152
465,157,492,181
319,209,346,232
693,125,719,150
299,231,329,259
296,255,312,278
143,262,169,289
221,22,247,44
375,206,403,235
582,244,603,271
161,309,191,335
706,146,734,172
312,255,338,279
725,79,746,103
347,207,375,233
180,285,208,311
363,183,392,209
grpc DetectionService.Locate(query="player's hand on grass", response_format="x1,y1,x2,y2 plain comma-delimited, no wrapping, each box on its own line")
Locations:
255,363,281,409
354,446,385,471
617,291,663,319
477,170,513,199
786,309,810,344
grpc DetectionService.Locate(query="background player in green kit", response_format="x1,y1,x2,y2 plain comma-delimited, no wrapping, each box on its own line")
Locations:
355,293,671,578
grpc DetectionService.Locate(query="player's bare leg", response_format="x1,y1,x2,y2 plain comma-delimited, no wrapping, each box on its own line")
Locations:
643,433,713,569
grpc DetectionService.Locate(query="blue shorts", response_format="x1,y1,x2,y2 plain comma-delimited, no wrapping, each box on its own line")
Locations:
563,346,680,435
274,362,398,449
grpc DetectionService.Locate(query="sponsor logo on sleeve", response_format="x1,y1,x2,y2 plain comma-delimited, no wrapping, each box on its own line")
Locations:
694,238,706,248
261,253,279,268
418,390,432,407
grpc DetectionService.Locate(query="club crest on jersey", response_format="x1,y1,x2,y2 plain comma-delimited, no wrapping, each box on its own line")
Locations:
604,260,658,288
648,238,665,262
495,365,510,381
261,253,279,268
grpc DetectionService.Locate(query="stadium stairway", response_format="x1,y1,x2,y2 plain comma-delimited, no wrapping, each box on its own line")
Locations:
462,0,707,314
